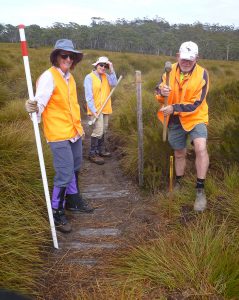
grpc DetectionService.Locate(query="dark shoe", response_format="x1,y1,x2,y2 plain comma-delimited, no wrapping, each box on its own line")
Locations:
99,150,111,157
98,134,111,157
89,154,105,165
65,193,94,213
53,209,72,233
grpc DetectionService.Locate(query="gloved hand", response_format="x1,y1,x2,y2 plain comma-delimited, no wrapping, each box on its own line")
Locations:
25,99,38,113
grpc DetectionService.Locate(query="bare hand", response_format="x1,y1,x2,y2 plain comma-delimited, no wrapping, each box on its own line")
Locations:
108,61,114,73
160,85,171,97
160,105,174,116
25,99,38,113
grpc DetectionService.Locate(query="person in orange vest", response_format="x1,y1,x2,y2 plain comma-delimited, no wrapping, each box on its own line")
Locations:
155,41,209,212
84,56,117,165
25,39,94,233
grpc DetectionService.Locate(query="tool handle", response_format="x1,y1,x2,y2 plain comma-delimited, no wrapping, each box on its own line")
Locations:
88,75,123,126
163,72,170,142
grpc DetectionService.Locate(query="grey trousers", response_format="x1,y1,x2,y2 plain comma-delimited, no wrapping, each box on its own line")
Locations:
49,138,82,187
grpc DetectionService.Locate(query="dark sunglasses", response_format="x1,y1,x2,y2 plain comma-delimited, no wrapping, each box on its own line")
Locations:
98,63,109,68
60,53,75,60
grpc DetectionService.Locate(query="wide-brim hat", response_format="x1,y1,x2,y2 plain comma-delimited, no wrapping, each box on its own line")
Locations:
92,56,109,66
50,39,83,64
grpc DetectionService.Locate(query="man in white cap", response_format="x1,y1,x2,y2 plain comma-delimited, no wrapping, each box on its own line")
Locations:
25,39,94,233
155,41,209,212
84,56,117,164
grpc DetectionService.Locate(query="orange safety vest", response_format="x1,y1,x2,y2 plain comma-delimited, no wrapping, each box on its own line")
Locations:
87,71,112,115
155,63,209,131
41,67,84,142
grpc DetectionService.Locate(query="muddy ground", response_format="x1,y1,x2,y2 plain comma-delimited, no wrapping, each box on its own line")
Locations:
39,121,166,300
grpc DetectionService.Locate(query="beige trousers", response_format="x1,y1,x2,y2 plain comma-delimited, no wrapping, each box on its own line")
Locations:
90,114,109,138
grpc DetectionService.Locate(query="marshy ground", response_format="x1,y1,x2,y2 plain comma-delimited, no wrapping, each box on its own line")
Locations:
39,120,163,300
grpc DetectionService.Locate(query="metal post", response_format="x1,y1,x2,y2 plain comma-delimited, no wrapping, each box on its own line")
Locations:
169,155,174,217
18,24,58,249
136,70,144,187
169,155,174,193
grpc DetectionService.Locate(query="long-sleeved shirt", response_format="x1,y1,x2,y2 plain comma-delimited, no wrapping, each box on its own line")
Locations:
34,67,70,119
84,70,117,113
155,63,209,131
34,67,80,142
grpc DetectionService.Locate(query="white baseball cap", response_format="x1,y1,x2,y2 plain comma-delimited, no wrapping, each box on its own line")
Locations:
179,41,198,61
92,56,110,66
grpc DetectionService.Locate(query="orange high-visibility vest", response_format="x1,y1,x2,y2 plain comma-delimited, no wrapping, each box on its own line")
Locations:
87,71,112,115
155,63,209,131
42,67,84,142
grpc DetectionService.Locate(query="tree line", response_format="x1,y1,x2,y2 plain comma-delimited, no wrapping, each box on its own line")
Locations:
1,17,239,60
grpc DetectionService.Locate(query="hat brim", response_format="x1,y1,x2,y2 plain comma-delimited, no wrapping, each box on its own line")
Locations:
92,62,109,66
50,49,83,64
179,52,197,61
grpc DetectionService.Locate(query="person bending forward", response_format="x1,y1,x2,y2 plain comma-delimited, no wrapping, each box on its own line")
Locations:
155,41,209,212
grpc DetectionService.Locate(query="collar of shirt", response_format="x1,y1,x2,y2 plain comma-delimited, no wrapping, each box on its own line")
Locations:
180,72,189,82
56,67,71,82
93,70,102,81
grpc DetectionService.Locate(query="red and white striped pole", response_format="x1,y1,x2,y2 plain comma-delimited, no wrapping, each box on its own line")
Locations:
18,24,58,249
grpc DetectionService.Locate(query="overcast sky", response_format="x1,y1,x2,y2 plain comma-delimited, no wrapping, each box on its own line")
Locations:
1,0,238,28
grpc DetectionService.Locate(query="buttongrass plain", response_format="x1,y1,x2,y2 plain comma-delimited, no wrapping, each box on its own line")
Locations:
1,43,239,299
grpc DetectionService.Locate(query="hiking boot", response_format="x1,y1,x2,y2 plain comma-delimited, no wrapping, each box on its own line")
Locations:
99,150,111,157
65,193,94,213
89,154,105,165
53,209,72,233
194,188,207,212
98,134,111,157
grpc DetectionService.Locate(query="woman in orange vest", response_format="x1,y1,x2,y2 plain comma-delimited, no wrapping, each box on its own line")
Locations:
84,56,117,165
155,41,209,212
25,39,93,233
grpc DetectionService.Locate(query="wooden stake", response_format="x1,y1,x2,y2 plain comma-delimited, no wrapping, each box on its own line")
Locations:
136,70,144,187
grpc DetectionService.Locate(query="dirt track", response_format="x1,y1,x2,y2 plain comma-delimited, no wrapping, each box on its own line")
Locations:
39,120,162,299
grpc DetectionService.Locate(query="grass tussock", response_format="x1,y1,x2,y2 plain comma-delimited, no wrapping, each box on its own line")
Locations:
0,100,28,123
0,100,51,296
113,216,239,298
1,43,239,298
206,165,239,232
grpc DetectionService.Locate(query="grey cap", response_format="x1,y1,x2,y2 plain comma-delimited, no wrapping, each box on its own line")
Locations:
50,39,83,64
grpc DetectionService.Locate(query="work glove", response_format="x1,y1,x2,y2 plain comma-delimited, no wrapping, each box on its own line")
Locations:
25,99,38,113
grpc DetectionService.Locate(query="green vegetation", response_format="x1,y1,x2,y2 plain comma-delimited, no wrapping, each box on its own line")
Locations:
0,43,239,299
115,216,239,298
1,19,239,60
0,103,51,296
